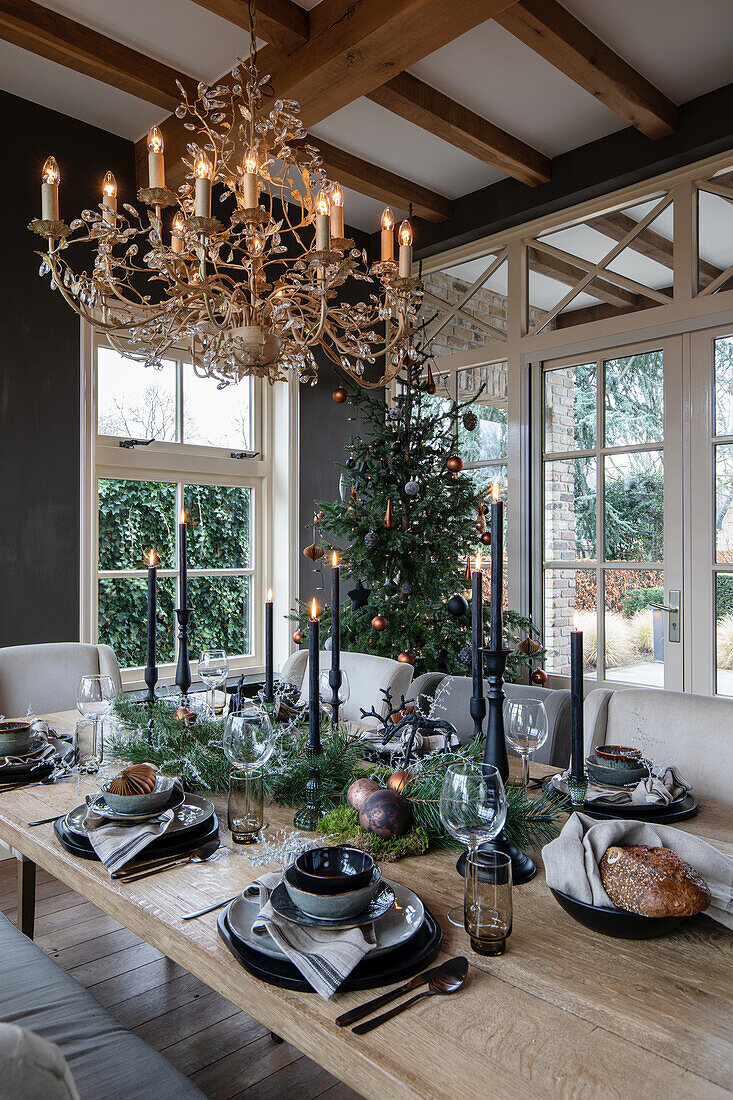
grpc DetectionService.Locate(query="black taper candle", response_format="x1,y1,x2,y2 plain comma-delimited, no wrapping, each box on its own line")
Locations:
490,487,503,650
308,601,321,753
179,508,188,611
470,555,486,740
144,550,158,705
570,624,584,781
264,589,274,702
329,552,342,728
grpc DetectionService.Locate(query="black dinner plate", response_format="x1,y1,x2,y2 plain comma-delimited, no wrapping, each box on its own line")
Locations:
0,761,55,783
53,813,219,862
218,902,442,993
549,887,689,939
542,778,698,823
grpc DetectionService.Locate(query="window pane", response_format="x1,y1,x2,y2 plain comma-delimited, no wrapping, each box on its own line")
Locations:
603,569,664,686
183,366,252,449
715,573,733,697
457,363,507,461
543,568,595,676
604,451,663,562
714,335,733,436
715,444,733,563
98,479,176,570
604,350,663,447
97,348,177,441
98,576,175,668
184,484,252,569
544,363,596,453
188,576,251,657
544,457,596,561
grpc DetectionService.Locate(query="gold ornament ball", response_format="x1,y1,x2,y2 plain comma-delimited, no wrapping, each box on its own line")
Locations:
480,531,492,546
530,667,548,686
397,650,415,665
292,629,303,644
346,778,380,813
446,454,464,473
387,769,413,794
359,789,412,839
371,614,388,632
332,387,348,403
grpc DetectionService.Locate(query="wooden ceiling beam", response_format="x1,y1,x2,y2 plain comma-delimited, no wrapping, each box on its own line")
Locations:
528,246,639,309
367,71,551,187
0,0,197,110
187,0,309,55
495,0,678,139
267,0,517,128
590,210,722,286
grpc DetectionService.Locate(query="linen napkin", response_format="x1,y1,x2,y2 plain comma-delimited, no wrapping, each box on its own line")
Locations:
543,811,733,929
249,871,376,999
552,765,690,806
81,779,184,874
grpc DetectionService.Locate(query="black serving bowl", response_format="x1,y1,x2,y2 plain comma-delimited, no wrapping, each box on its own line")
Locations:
292,847,375,895
549,888,687,939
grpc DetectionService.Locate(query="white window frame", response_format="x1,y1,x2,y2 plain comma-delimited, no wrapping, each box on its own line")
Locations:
80,325,300,690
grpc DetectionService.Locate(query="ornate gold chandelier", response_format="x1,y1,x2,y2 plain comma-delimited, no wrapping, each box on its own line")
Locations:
29,11,422,388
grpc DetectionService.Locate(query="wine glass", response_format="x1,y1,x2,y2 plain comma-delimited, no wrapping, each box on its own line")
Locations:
318,668,350,719
223,704,275,775
198,649,229,714
75,675,116,774
439,760,507,927
504,697,548,794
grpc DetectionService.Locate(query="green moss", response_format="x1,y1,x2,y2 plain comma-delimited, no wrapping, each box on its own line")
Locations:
317,804,430,861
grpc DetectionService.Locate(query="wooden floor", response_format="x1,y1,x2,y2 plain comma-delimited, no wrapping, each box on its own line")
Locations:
0,860,363,1100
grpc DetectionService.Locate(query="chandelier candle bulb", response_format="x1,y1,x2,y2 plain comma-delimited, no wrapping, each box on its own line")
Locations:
242,146,258,208
265,588,274,703
41,156,59,221
381,207,394,261
331,184,344,238
171,211,184,253
490,480,503,650
398,220,413,278
102,172,117,227
147,125,165,189
315,191,330,251
194,152,212,218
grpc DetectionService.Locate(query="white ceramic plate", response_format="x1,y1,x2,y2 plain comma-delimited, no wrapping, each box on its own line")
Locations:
65,793,214,836
226,880,425,961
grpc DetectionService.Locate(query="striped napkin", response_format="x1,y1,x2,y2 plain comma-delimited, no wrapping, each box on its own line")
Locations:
82,780,184,874
250,872,376,999
553,765,691,806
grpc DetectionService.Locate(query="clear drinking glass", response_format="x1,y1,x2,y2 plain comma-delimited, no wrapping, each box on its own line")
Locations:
464,850,513,956
318,669,350,717
223,704,275,774
75,675,116,773
439,761,507,927
504,697,548,793
228,769,264,844
198,649,229,714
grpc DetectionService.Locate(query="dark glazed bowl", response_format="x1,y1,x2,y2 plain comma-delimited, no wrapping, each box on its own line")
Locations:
595,745,642,768
292,846,375,895
550,888,687,939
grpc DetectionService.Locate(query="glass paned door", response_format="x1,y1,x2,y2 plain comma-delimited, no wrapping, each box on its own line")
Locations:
540,338,683,688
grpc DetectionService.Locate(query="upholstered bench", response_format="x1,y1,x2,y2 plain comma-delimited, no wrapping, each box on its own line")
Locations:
0,912,205,1099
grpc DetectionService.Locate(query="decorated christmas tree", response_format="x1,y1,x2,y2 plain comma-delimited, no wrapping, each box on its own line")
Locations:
300,356,541,677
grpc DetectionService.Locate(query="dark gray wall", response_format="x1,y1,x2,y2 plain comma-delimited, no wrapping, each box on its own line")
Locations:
0,90,134,646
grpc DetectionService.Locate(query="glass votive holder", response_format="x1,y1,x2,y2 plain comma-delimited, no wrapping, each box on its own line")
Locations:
464,850,513,956
228,769,264,844
74,718,104,774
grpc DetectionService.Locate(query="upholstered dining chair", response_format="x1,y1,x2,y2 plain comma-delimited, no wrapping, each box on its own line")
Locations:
584,686,733,804
279,650,414,733
0,643,122,719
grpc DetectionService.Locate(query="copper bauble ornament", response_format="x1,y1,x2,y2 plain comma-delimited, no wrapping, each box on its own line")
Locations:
397,651,415,665
359,789,412,839
292,629,303,644
530,667,548,686
108,763,158,796
424,362,437,395
371,614,388,631
446,454,464,473
480,531,492,546
384,499,394,530
332,387,348,403
387,769,413,793
346,778,380,813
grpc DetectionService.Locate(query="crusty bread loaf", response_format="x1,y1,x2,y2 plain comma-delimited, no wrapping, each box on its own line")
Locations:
600,845,711,917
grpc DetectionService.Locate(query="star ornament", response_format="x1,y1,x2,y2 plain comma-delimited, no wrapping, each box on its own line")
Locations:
347,579,372,611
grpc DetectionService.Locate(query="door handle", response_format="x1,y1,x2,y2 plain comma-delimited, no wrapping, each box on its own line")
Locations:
648,604,676,613
648,591,681,643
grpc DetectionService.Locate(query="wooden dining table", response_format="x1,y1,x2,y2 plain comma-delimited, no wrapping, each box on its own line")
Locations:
0,710,731,1100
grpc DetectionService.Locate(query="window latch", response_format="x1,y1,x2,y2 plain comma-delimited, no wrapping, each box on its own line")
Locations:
119,438,155,449
230,450,260,459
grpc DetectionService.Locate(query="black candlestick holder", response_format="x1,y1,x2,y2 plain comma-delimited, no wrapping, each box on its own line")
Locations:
328,667,343,729
174,607,192,697
293,745,323,830
469,691,486,741
143,662,158,708
458,645,536,886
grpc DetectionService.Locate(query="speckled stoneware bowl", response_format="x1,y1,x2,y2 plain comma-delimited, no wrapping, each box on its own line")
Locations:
101,774,176,815
284,865,382,919
595,745,643,769
586,754,649,787
0,720,34,756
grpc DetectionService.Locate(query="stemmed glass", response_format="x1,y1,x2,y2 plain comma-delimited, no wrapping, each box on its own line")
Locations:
439,760,508,928
318,669,350,720
504,697,548,794
223,704,275,842
75,675,117,774
198,649,229,715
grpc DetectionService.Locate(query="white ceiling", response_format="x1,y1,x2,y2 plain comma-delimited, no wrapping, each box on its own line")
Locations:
1,0,732,235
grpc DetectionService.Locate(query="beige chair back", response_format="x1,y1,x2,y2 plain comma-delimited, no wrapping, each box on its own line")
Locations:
279,650,413,726
0,643,122,718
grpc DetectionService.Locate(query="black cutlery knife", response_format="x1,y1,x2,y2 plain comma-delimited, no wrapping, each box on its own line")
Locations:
335,956,468,1027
